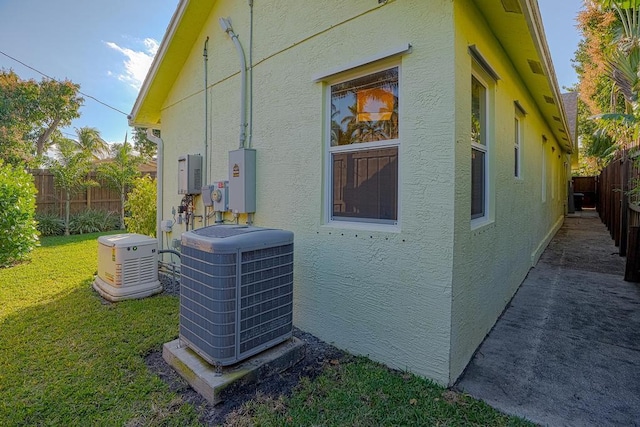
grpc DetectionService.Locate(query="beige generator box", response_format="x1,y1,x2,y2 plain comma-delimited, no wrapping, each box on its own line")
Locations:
93,233,162,302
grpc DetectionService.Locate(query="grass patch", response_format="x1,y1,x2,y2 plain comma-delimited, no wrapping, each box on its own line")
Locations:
0,232,199,425
1,232,532,426
226,357,533,426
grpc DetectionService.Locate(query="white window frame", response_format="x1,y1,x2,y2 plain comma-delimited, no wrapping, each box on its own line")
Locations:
514,109,523,179
542,136,547,203
471,67,493,228
324,63,401,230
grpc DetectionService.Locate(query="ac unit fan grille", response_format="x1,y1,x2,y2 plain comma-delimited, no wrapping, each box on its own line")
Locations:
179,241,293,366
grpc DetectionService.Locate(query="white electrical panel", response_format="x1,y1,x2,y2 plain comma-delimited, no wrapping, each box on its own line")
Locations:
228,148,256,213
178,154,202,195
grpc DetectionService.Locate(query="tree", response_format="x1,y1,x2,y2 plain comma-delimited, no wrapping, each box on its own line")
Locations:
0,160,39,267
132,127,158,161
574,0,640,167
124,175,157,237
48,137,97,236
97,140,142,229
0,70,38,166
73,126,109,160
0,69,83,167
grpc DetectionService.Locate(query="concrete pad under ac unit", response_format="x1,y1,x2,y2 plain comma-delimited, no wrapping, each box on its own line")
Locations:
163,337,305,405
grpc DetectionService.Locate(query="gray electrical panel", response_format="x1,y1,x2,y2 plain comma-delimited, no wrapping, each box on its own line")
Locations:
202,181,229,212
228,148,256,213
178,154,202,195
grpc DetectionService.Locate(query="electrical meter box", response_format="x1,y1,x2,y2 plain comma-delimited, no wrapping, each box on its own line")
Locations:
228,148,256,213
202,181,229,212
178,154,202,195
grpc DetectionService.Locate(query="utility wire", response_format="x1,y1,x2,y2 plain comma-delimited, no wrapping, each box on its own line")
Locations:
0,50,130,116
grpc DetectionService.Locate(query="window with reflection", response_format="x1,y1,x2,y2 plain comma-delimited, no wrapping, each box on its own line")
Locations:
471,74,487,220
329,67,399,224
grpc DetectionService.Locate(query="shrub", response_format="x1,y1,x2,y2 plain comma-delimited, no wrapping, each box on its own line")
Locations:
0,161,39,267
125,176,156,237
35,212,65,237
69,209,119,235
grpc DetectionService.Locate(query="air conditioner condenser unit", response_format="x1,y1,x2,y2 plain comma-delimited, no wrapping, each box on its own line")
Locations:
180,225,294,366
93,233,162,302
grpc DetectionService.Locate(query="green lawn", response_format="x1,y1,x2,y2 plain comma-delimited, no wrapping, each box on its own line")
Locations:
0,233,198,425
0,233,532,426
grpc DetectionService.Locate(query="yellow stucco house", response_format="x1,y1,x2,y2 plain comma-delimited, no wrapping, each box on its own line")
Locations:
130,0,572,385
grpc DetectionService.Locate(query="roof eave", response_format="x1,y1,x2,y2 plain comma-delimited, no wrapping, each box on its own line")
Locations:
521,0,573,153
129,0,215,129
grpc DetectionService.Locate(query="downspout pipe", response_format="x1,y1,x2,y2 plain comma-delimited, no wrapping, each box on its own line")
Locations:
219,17,247,149
248,0,254,148
147,129,164,250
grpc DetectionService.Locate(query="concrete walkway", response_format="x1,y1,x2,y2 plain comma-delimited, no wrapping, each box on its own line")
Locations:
457,210,640,426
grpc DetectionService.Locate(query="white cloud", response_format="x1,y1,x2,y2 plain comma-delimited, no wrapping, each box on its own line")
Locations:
105,38,159,90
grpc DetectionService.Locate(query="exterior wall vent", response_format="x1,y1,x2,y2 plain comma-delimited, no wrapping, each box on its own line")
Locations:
527,59,545,75
180,225,294,366
544,95,555,105
501,0,522,14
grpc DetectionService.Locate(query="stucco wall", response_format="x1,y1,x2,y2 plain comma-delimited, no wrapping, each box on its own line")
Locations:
450,0,567,383
150,0,567,386
158,0,457,385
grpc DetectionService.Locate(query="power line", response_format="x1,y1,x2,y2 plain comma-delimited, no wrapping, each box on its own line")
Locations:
0,50,130,116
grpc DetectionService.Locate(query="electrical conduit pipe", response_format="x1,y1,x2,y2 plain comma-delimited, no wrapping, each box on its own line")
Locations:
146,129,164,250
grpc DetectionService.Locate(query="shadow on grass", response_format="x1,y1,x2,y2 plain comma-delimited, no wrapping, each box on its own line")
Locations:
0,281,196,426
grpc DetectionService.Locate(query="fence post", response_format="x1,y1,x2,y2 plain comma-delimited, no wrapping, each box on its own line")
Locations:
625,226,640,281
621,151,629,256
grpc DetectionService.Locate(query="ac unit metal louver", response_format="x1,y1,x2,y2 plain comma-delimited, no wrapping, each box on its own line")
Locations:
180,225,294,366
93,233,162,302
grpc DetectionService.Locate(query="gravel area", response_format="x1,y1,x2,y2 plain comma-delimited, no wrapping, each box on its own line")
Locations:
150,274,345,425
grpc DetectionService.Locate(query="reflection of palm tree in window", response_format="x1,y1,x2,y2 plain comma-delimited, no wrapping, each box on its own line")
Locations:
331,103,342,145
342,96,398,144
331,67,399,145
340,104,359,145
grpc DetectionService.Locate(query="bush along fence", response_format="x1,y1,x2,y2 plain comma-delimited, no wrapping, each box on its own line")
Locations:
597,149,640,281
31,169,156,217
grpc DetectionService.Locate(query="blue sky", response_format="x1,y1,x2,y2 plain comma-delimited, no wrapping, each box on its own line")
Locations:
538,0,584,91
0,0,582,148
0,0,179,144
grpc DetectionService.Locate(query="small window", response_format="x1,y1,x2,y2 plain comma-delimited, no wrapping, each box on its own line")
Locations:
541,136,547,202
471,74,488,220
328,67,399,224
514,114,522,178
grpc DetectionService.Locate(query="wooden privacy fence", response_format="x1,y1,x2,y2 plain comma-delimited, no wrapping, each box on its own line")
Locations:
31,169,156,217
597,149,640,281
573,176,597,208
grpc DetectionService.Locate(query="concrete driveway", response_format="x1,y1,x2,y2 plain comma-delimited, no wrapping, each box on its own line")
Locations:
457,211,640,426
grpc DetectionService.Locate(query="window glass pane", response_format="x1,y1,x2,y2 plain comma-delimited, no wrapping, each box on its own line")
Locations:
471,147,485,218
514,117,520,177
331,68,399,147
471,76,485,146
332,147,398,221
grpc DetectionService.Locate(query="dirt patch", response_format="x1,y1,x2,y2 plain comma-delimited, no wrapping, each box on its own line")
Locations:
149,276,344,425
146,328,344,425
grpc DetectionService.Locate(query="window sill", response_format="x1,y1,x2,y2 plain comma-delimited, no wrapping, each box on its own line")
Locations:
471,217,495,232
323,220,401,234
